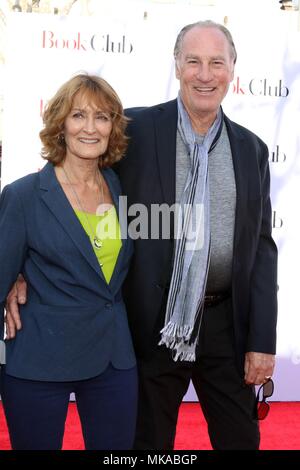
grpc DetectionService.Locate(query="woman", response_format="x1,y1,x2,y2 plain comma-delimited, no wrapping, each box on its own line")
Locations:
0,74,137,450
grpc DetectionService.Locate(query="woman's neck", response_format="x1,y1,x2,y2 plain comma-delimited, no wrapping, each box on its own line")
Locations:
58,158,100,187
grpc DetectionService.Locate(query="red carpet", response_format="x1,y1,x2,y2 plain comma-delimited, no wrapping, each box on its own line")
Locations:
1,402,299,450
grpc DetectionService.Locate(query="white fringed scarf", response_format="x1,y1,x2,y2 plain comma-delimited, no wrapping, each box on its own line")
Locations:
159,96,223,361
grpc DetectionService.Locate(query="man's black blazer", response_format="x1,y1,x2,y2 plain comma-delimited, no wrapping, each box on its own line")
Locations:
117,99,277,372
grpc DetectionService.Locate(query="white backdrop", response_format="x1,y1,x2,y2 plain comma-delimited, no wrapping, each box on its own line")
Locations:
1,1,300,400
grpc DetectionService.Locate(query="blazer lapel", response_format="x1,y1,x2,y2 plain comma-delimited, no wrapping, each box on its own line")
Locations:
39,162,105,281
224,115,250,265
103,169,129,291
153,99,178,207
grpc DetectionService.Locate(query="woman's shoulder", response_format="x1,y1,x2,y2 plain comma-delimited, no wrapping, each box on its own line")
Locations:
2,163,53,195
3,171,40,197
0,172,40,213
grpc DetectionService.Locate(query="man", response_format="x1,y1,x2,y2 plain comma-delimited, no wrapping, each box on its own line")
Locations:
5,21,277,450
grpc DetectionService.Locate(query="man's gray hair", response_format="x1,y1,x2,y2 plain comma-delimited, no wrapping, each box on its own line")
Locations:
174,20,237,64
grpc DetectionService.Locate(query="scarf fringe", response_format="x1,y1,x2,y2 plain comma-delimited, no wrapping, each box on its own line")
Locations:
159,322,196,362
159,321,193,344
174,349,196,362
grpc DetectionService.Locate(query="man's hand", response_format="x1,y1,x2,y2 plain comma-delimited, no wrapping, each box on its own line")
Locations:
5,275,27,339
244,351,275,385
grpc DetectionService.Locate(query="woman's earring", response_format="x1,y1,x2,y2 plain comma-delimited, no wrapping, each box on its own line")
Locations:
58,134,65,145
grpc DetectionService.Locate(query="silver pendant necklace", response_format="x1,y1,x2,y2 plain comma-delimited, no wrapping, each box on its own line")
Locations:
62,166,104,251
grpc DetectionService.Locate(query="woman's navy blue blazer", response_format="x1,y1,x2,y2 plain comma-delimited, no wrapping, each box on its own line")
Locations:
0,162,136,381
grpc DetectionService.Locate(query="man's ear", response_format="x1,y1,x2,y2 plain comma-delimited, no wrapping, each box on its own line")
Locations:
175,60,181,80
230,63,235,82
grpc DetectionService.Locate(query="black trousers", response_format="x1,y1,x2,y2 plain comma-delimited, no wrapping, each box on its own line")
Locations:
134,298,259,450
1,364,138,450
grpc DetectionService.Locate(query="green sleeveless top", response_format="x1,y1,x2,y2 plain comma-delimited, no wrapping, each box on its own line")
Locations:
75,206,122,284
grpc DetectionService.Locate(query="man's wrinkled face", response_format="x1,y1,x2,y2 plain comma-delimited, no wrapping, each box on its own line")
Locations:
175,26,235,129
